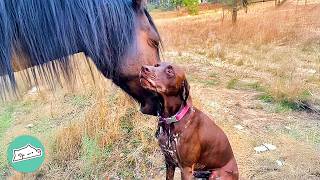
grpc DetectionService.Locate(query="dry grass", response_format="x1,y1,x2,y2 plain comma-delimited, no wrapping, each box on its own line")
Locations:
51,123,83,163
156,1,319,51
5,54,161,178
43,85,163,179
0,54,164,179
156,0,320,109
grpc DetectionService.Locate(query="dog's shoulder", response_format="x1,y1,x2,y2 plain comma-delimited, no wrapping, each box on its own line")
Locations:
191,107,228,139
191,107,217,126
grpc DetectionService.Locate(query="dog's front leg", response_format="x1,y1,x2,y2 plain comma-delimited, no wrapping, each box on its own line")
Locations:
165,162,176,180
181,166,193,180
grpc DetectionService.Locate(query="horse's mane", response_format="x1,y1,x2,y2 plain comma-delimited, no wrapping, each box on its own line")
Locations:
0,0,154,98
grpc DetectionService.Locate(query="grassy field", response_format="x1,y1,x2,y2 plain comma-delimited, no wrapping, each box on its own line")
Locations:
1,0,320,179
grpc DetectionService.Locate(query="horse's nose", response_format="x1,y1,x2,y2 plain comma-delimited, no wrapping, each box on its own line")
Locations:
141,65,151,73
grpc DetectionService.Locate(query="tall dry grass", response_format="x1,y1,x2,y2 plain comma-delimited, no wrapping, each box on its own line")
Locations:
157,2,319,52
47,83,162,179
155,1,320,108
4,54,163,178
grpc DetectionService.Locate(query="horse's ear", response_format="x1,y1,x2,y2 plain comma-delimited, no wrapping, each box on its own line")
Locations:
180,79,190,104
133,0,146,11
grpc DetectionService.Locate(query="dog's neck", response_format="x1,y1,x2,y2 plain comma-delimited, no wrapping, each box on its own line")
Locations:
161,95,184,118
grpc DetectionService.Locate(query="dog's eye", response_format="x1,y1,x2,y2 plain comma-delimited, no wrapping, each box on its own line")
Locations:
154,64,160,67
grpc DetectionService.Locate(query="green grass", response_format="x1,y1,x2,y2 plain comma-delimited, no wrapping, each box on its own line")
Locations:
226,78,264,91
0,105,15,139
120,108,136,134
225,78,313,113
275,100,301,112
259,92,311,112
226,78,239,89
301,40,320,54
203,79,219,87
189,74,220,87
246,82,265,92
299,90,312,101
78,135,105,179
0,100,35,177
82,135,103,165
282,126,320,146
259,94,273,103
209,72,218,78
30,117,53,135
67,94,91,108
0,104,16,177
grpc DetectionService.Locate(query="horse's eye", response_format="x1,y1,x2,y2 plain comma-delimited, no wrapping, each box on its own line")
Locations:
149,39,159,48
154,64,160,67
153,40,159,47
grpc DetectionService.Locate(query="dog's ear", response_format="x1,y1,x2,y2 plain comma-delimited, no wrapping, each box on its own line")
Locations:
133,0,146,11
180,79,190,104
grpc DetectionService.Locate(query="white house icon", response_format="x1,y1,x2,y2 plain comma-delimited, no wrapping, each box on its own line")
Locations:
12,144,42,163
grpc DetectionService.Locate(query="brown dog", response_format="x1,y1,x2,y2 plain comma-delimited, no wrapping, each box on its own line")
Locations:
140,62,239,180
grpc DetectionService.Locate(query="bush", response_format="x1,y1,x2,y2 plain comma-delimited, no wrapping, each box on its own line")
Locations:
149,0,199,14
148,0,176,11
183,0,199,15
172,0,183,7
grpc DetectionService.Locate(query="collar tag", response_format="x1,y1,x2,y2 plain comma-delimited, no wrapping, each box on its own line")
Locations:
166,116,177,124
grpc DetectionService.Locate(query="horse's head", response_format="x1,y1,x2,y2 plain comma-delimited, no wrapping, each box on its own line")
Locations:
0,0,161,115
115,0,161,115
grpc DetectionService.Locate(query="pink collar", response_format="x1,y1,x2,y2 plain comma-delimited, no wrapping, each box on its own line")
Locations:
160,105,191,124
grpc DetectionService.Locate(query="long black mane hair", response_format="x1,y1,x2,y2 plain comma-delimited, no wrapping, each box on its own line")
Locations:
0,0,159,98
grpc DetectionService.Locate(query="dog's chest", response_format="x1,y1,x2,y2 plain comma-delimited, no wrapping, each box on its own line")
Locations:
156,124,179,166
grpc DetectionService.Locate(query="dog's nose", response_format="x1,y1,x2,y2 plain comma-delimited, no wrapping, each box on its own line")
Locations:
141,65,151,73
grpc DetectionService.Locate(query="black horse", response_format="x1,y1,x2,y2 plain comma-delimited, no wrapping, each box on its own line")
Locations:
0,0,161,115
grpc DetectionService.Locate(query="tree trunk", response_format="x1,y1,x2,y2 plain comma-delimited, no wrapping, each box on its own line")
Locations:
232,9,237,24
221,7,225,23
232,0,237,25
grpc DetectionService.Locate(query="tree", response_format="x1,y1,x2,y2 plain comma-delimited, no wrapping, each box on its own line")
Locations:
232,0,237,24
149,0,200,15
183,0,200,14
220,0,248,24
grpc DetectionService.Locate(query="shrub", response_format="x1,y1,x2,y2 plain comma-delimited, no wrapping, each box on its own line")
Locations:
183,0,199,15
149,0,199,14
172,0,183,7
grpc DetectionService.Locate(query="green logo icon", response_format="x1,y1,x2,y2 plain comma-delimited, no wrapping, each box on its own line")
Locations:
7,135,45,173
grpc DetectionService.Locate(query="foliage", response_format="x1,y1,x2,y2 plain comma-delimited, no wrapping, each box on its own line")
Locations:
172,0,184,7
183,0,200,14
219,0,234,6
149,0,199,15
148,0,177,10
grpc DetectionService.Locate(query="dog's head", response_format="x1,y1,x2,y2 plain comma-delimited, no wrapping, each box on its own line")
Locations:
139,62,190,104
